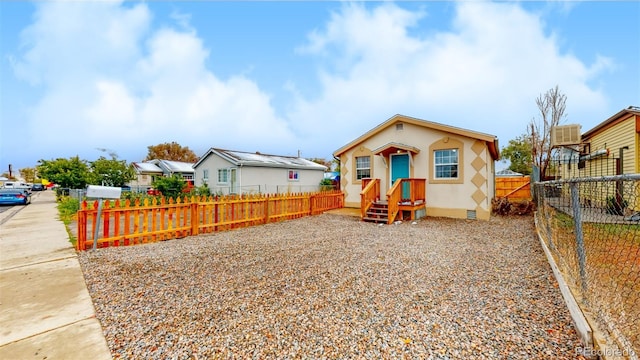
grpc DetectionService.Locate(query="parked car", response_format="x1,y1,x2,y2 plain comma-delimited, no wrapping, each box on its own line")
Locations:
147,188,161,196
31,184,45,191
0,189,31,205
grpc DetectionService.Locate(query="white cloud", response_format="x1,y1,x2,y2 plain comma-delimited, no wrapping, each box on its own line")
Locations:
8,1,615,166
288,2,611,154
13,0,296,162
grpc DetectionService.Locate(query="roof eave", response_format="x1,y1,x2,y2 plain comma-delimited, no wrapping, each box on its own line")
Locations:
334,114,500,160
582,108,640,139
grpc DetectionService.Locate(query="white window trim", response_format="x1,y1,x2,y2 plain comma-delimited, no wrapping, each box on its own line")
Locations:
288,169,300,182
434,149,459,179
355,156,371,180
218,168,229,184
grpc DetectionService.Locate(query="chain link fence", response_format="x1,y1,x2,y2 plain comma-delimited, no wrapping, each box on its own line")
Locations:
534,175,640,359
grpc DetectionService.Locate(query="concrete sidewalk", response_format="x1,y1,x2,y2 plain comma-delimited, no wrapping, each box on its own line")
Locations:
0,190,112,360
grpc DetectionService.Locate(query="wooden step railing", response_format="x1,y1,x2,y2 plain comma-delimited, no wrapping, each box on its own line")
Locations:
360,178,380,219
361,178,426,224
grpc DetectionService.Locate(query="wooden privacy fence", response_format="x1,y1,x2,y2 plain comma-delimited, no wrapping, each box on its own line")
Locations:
495,177,532,200
76,190,344,251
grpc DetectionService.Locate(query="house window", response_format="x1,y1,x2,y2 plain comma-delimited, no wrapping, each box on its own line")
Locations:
183,174,194,182
218,169,229,183
203,169,209,181
355,156,371,180
434,149,459,179
288,170,299,181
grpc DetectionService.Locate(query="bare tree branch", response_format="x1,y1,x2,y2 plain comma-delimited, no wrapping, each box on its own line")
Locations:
528,85,567,179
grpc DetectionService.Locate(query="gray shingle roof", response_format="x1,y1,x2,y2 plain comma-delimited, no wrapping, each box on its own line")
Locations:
195,148,327,171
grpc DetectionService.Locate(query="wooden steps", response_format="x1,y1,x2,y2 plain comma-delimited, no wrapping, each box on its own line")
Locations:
363,201,389,224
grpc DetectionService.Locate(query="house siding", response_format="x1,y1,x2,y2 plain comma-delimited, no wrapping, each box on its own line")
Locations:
238,166,325,194
195,154,236,193
195,152,326,195
339,120,495,220
586,116,636,174
580,111,640,212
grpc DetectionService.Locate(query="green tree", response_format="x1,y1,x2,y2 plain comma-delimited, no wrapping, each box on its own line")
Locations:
144,142,198,162
152,174,187,199
308,157,331,170
88,156,135,187
19,167,37,183
37,156,90,188
501,134,533,175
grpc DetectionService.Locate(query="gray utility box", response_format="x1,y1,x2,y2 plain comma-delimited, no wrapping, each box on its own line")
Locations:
86,185,122,199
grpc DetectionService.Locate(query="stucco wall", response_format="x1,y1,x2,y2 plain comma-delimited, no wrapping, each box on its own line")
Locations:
340,121,495,220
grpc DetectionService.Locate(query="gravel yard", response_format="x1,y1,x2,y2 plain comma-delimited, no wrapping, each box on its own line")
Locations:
78,214,582,359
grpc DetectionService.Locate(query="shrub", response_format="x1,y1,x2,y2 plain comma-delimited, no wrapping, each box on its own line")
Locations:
320,178,336,191
194,183,211,196
152,174,187,199
492,197,535,216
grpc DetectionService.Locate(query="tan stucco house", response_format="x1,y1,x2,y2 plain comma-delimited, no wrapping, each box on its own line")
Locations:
193,148,327,195
333,114,500,221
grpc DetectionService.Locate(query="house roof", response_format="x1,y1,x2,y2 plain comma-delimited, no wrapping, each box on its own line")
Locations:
582,106,640,140
372,142,421,157
132,160,195,174
496,169,525,177
333,114,500,160
151,159,195,173
194,148,327,171
132,162,163,173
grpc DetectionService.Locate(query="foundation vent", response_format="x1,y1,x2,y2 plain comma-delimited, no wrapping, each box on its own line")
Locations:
467,210,477,220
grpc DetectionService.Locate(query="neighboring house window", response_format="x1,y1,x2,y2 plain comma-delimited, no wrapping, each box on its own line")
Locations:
142,175,148,181
203,169,209,181
434,149,459,179
356,156,371,180
288,170,299,181
218,169,229,183
183,174,194,182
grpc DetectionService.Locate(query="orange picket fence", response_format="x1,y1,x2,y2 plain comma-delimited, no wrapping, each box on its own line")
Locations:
495,177,532,200
76,190,344,251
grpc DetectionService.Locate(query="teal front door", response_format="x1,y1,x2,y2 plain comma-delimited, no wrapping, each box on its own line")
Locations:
391,154,410,199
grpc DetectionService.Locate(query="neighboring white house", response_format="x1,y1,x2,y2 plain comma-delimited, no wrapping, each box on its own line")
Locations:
193,148,327,195
130,159,196,191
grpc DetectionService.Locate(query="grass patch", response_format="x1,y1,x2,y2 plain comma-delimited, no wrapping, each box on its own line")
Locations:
553,211,574,229
57,196,79,247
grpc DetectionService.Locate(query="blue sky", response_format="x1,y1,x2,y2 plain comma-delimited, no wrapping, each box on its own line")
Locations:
1,1,639,175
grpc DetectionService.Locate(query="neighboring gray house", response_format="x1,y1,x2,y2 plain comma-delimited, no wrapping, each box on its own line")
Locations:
130,159,195,191
151,159,196,184
193,148,327,194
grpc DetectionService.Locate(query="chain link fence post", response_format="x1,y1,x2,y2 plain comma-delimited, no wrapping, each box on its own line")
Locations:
569,182,588,295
